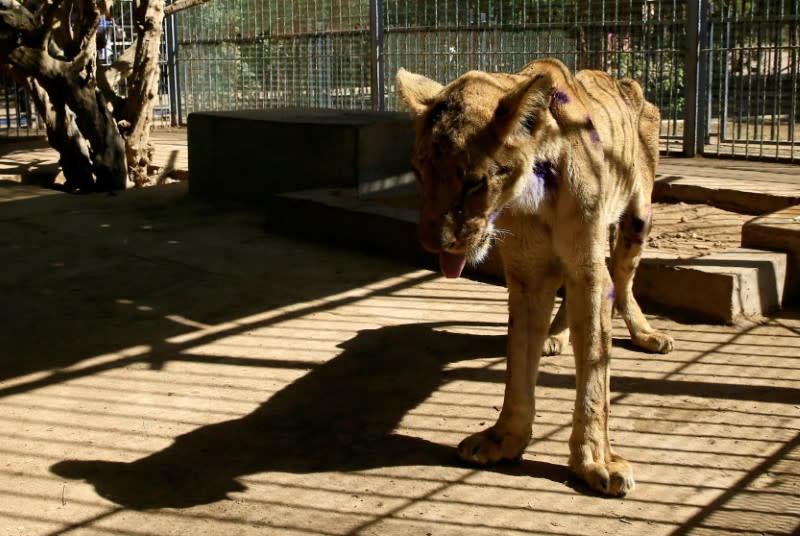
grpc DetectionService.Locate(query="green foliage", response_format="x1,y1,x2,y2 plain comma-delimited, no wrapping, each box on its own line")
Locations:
617,54,686,117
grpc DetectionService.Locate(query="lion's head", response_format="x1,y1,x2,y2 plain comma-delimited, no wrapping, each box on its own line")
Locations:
396,64,573,278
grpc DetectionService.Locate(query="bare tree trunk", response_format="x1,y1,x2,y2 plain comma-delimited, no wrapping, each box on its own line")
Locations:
0,0,128,190
65,62,128,190
119,1,166,187
2,0,213,191
25,78,94,192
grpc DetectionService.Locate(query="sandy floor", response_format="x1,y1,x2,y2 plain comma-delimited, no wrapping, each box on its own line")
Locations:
648,202,752,259
1,182,798,535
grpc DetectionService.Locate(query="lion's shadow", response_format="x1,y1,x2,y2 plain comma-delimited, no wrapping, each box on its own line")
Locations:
51,322,573,509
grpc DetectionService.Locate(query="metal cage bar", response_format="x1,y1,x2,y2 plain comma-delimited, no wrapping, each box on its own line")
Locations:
704,0,799,160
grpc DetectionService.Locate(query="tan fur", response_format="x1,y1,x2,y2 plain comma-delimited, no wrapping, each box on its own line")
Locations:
396,58,673,497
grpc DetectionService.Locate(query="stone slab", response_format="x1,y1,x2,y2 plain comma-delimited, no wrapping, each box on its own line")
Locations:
634,248,788,323
269,189,790,323
188,109,415,201
741,204,800,300
653,172,800,215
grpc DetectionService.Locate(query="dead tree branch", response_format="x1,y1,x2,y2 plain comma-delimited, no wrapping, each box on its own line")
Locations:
164,0,212,17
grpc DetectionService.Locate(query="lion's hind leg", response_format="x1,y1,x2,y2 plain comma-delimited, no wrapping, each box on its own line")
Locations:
543,296,569,356
610,196,674,354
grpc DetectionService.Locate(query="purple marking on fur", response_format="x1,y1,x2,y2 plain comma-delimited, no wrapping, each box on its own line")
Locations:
608,285,616,302
488,210,500,225
586,115,601,144
549,89,569,116
532,160,559,189
552,89,569,104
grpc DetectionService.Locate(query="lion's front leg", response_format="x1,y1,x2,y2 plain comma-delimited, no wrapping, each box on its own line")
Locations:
458,266,560,465
565,262,635,496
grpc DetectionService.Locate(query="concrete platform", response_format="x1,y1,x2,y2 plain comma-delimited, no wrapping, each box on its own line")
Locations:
1,180,799,535
188,109,415,200
3,126,799,324
634,248,788,324
267,187,793,323
179,112,800,322
742,204,800,299
655,158,800,214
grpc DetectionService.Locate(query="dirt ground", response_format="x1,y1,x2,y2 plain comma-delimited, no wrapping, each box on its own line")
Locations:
647,202,752,259
1,181,798,535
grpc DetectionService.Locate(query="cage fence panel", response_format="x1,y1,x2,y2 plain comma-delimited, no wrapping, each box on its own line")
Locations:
0,72,40,138
1,0,798,162
176,0,372,115
171,0,797,160
173,1,691,152
704,0,799,160
381,0,687,154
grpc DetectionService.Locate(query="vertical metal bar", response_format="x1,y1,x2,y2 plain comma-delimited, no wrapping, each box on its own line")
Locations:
369,0,385,111
735,0,744,143
772,1,783,158
790,0,798,149
698,4,727,148
755,2,765,156
744,2,754,155
684,0,708,157
165,7,180,126
717,14,734,140
4,78,11,137
174,15,183,125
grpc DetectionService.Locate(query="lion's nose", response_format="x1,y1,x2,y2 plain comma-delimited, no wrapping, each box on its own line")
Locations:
420,234,454,254
419,220,456,253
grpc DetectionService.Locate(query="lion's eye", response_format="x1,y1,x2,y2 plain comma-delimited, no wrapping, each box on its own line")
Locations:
465,176,487,195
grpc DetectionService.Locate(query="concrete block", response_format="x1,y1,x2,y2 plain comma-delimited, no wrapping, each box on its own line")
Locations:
269,188,510,282
654,173,800,215
265,188,791,324
636,248,788,323
265,188,430,267
741,205,800,301
188,109,415,201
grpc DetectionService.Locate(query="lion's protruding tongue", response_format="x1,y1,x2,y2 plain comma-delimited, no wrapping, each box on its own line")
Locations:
439,252,467,279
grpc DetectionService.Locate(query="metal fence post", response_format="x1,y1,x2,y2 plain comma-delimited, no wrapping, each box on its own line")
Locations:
684,0,709,157
165,8,182,126
369,0,385,111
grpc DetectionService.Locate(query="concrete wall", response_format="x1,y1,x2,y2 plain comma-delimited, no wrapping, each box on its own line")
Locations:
188,109,415,201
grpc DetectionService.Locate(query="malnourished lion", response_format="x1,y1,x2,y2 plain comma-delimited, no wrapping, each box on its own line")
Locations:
396,58,674,496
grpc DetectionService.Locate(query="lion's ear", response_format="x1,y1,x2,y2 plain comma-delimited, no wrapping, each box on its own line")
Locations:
492,73,554,138
396,68,445,116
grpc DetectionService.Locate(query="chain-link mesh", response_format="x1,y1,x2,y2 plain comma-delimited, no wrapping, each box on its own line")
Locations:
381,1,687,153
705,0,799,159
177,0,372,112
174,1,689,153
1,0,799,160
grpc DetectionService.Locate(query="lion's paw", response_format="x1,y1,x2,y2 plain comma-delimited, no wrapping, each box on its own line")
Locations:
571,454,635,497
632,330,674,354
542,335,567,356
457,426,531,465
